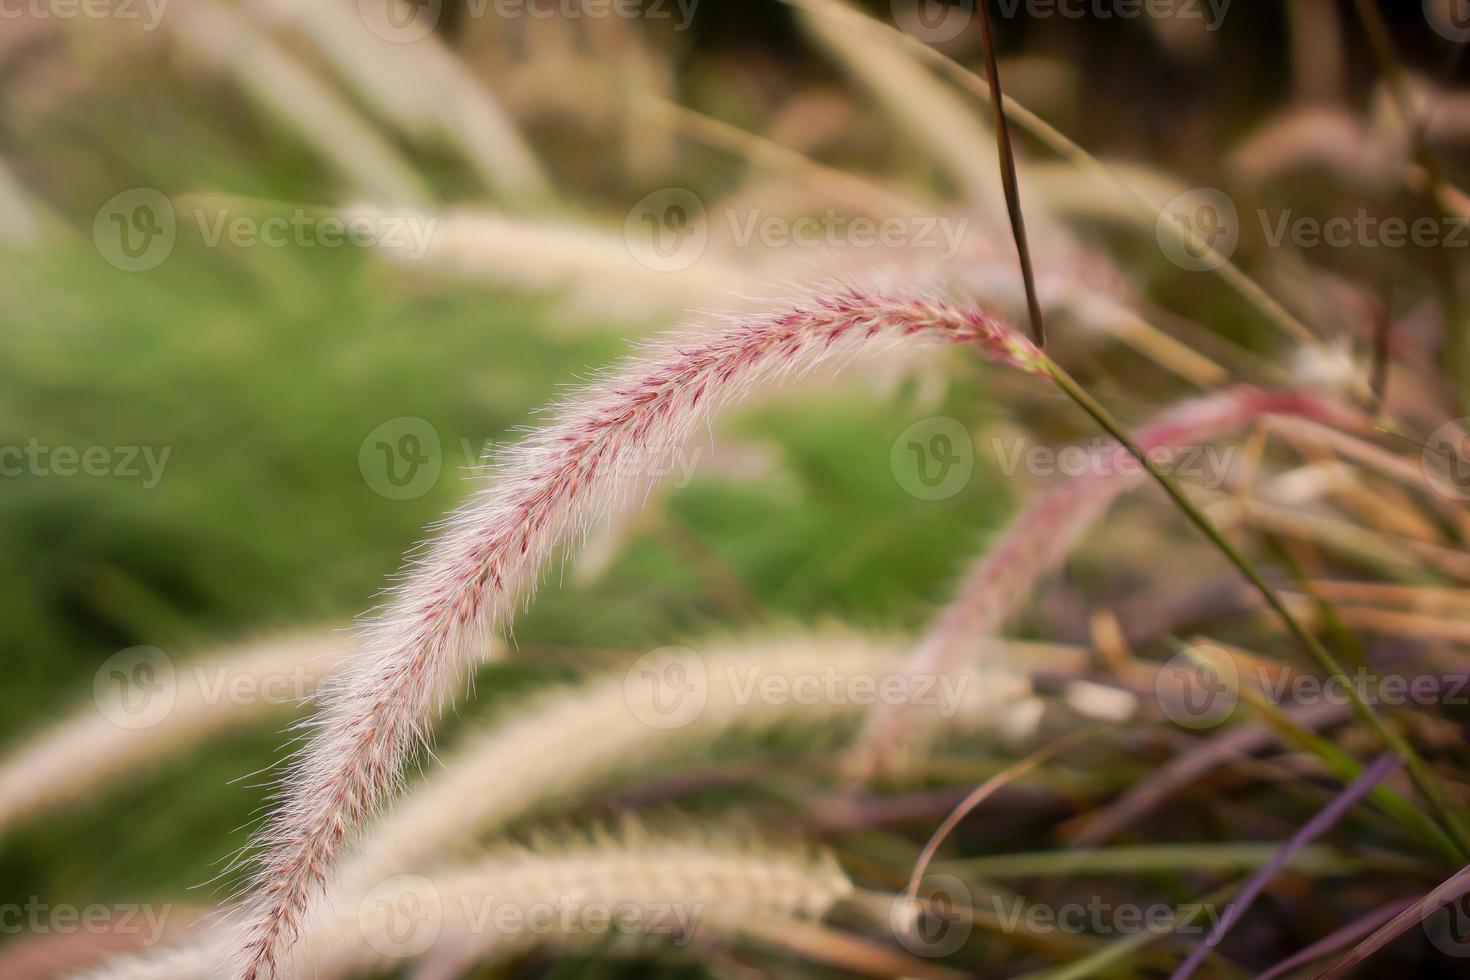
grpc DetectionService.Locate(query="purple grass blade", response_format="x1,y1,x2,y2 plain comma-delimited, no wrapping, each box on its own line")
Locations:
1170,752,1402,980
1253,897,1414,980
1314,861,1470,978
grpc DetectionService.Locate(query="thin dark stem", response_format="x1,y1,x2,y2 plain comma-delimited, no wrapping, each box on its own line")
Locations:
975,0,1044,348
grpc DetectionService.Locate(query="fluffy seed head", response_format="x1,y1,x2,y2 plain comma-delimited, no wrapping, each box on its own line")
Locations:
232,283,1036,978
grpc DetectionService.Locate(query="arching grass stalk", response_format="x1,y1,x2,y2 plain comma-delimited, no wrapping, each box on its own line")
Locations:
231,283,1042,980
1039,354,1470,862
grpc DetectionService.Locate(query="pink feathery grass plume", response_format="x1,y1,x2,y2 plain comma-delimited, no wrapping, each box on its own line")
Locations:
851,386,1362,776
232,283,1041,979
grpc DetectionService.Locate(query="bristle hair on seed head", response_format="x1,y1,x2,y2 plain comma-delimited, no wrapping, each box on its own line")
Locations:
229,282,1035,978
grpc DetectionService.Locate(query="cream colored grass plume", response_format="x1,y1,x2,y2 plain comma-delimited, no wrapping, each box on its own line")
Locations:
344,203,747,322
84,827,852,980
230,282,1042,979
852,386,1363,775
0,631,350,835
78,633,1038,979
342,631,1038,891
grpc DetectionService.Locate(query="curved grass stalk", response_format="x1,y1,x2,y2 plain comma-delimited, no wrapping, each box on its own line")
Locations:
231,283,1041,979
